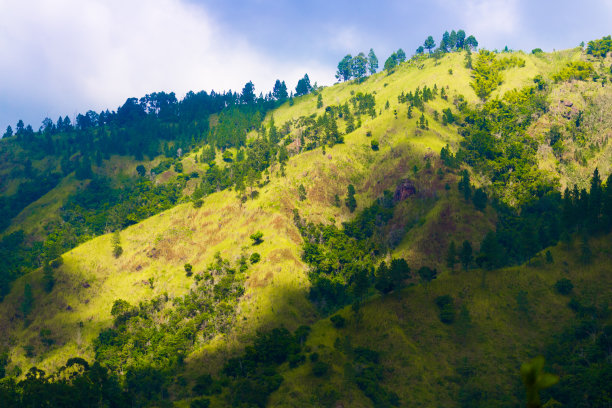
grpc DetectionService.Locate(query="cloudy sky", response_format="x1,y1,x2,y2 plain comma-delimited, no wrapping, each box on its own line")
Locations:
1,0,611,132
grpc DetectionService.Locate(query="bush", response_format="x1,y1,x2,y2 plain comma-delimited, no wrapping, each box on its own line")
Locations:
250,231,264,245
554,278,573,295
50,256,63,268
250,253,261,264
370,139,379,151
312,361,330,377
190,397,210,408
435,295,455,324
184,263,193,276
193,199,203,208
330,315,345,328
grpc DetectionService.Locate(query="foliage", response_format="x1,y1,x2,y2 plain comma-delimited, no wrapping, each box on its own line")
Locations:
553,278,573,295
586,35,612,57
95,254,246,377
551,61,594,82
470,50,503,100
250,231,264,245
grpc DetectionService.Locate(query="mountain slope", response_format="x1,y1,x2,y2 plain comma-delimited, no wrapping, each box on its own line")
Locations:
0,44,611,407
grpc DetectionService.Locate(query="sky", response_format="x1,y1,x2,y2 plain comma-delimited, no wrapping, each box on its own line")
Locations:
1,0,611,132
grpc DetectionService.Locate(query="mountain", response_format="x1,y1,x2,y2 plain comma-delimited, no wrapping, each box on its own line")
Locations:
0,37,611,407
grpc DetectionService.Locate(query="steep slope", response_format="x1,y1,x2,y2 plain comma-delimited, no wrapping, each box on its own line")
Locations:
0,45,611,407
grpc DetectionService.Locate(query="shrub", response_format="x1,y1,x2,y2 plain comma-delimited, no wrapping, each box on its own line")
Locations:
370,139,379,151
193,199,203,208
184,263,193,276
330,315,345,328
312,361,330,377
554,278,574,295
190,397,210,408
250,231,264,245
435,295,456,324
298,184,307,201
250,253,261,264
174,162,183,173
50,256,63,268
552,61,594,82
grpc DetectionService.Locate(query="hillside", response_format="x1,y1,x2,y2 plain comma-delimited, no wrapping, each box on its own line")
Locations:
1,40,612,408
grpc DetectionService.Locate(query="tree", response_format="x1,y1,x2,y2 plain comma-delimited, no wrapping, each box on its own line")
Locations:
478,231,503,270
2,126,12,138
298,184,307,201
295,74,312,96
449,30,458,51
415,46,424,55
112,230,123,258
336,54,353,82
458,169,471,200
440,31,450,52
472,188,487,211
418,266,437,284
384,53,397,71
351,53,368,81
456,29,466,49
389,258,410,290
471,50,502,100
136,165,146,177
424,36,436,53
465,35,478,50
250,231,264,245
396,48,406,63
272,80,288,101
345,184,357,212
367,48,378,74
241,81,255,104
459,240,473,271
520,356,558,408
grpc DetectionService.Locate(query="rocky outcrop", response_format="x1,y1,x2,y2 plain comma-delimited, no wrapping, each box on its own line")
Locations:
393,179,416,202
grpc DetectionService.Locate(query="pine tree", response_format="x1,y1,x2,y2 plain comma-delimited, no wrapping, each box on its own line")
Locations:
345,184,357,213
367,48,378,75
459,240,473,271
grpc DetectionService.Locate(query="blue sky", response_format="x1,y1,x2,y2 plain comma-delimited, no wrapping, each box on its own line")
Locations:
1,0,611,133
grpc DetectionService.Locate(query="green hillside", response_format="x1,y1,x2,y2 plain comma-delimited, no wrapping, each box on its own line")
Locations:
1,38,612,407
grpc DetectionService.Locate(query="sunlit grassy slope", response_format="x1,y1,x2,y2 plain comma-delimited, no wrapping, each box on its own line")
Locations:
1,48,609,406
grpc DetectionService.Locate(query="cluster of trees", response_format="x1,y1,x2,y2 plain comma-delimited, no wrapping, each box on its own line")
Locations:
586,35,612,57
417,29,478,54
336,49,379,82
295,189,438,313
1,73,318,298
383,49,406,71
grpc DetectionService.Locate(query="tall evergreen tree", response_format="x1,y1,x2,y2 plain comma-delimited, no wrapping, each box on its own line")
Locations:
456,29,466,49
272,80,288,101
295,74,312,96
459,240,473,271
367,48,379,74
424,36,436,53
396,48,406,63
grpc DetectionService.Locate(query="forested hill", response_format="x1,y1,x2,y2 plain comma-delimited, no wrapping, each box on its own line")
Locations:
0,32,611,408
0,75,314,298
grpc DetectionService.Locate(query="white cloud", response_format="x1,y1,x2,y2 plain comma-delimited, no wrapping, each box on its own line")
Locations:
0,0,333,127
